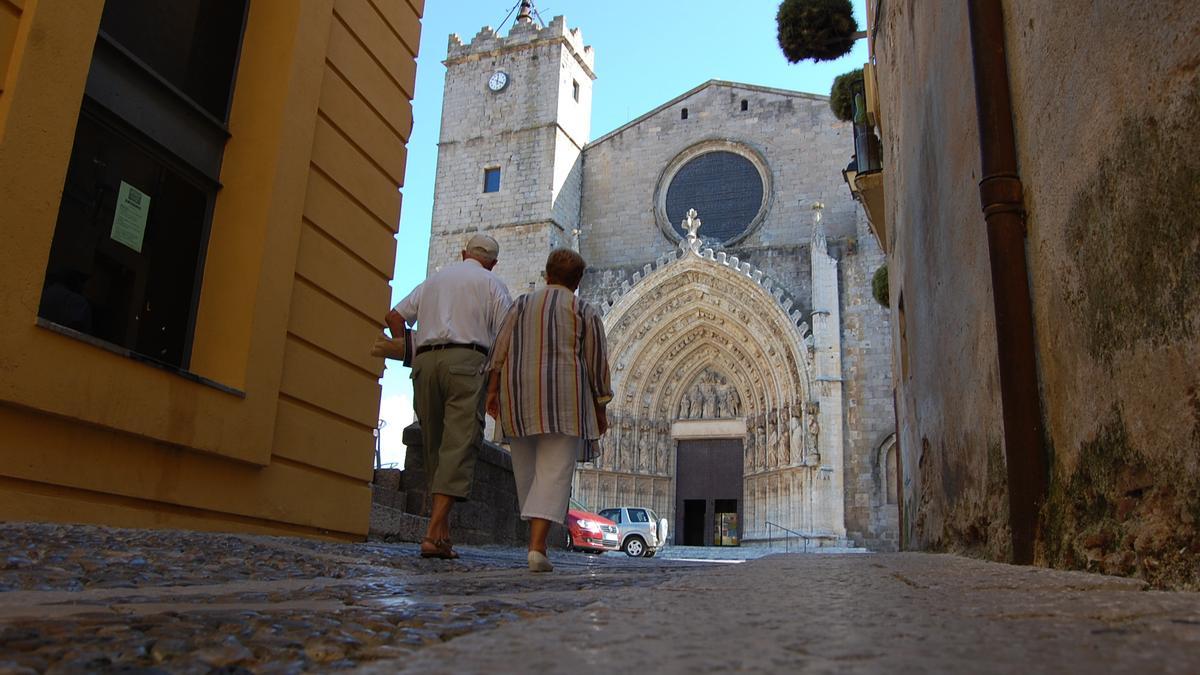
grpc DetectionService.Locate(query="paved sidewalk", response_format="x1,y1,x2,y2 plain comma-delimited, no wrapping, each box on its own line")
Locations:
0,524,1197,674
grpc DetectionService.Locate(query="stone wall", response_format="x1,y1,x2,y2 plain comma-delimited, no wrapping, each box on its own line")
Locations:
1004,0,1200,587
578,82,853,308
428,16,593,295
874,1,1010,560
875,0,1200,586
369,425,532,547
840,210,898,550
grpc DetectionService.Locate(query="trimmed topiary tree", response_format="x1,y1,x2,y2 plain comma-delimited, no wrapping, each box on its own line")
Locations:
776,0,859,63
830,68,864,121
872,264,889,307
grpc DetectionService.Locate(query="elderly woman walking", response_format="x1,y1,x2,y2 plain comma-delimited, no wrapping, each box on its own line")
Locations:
485,248,613,572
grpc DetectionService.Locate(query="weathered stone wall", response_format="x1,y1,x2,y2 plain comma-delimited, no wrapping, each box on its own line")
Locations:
874,1,1011,560
578,82,854,309
876,0,1200,586
840,210,898,550
1003,0,1200,587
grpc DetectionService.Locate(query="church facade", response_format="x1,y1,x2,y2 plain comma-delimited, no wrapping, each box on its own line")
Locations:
427,14,898,549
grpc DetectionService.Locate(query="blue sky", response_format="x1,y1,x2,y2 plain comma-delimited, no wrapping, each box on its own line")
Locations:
377,0,869,465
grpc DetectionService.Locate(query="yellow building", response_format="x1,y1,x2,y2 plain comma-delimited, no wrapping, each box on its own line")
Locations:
0,0,422,540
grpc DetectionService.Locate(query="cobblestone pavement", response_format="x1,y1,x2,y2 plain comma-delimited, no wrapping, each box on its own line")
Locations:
0,524,1198,674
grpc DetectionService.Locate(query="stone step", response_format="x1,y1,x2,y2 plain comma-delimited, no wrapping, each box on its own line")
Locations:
370,485,408,511
368,502,428,543
372,468,403,491
741,539,870,554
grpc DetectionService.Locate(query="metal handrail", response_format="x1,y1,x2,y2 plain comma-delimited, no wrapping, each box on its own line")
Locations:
765,521,819,553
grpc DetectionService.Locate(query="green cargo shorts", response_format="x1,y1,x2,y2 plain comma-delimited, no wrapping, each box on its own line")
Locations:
410,348,487,500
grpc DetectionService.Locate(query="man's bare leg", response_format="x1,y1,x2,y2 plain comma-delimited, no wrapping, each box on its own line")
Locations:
421,493,456,555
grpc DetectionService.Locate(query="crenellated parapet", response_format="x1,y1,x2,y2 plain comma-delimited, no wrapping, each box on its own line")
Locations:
446,15,595,78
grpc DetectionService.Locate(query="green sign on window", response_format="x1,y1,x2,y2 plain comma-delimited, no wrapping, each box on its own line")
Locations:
110,181,151,253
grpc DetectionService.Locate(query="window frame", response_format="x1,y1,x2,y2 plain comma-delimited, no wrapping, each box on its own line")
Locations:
37,1,250,370
599,509,622,524
483,166,501,193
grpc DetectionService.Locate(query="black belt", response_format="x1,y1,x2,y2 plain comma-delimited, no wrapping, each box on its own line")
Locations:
415,342,489,356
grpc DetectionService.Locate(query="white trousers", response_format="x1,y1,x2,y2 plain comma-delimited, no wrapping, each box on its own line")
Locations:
509,433,580,524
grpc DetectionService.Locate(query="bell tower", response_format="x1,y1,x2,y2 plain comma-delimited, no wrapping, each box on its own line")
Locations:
427,7,595,293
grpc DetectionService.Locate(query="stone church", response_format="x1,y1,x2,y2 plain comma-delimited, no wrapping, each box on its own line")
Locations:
425,11,898,549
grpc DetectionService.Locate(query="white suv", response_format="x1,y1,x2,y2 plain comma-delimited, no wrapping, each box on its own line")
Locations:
598,507,668,557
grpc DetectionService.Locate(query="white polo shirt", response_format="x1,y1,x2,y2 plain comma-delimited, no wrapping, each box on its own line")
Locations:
393,258,512,350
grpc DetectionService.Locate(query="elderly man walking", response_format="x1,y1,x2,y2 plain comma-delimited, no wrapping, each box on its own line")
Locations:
387,234,512,559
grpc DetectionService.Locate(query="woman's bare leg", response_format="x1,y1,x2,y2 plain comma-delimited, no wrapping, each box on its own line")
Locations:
529,517,550,555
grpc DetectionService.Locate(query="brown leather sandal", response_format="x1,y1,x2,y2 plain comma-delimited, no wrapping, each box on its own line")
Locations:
419,537,460,559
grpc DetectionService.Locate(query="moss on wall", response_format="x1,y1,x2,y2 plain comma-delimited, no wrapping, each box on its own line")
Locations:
1041,406,1200,590
1064,83,1200,365
913,434,1011,561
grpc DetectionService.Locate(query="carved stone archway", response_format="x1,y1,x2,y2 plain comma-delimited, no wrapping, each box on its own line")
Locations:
574,234,847,542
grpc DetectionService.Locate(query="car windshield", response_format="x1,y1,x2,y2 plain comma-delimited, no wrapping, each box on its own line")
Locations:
569,498,590,512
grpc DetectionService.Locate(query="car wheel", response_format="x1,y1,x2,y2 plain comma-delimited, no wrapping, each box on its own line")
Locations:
623,536,646,557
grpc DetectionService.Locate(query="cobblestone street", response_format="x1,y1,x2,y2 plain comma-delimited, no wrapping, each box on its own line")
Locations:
0,524,1197,673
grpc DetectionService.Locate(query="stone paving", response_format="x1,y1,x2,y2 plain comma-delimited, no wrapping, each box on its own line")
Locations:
0,523,1198,674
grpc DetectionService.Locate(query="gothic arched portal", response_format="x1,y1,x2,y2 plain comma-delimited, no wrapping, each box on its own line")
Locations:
574,245,843,542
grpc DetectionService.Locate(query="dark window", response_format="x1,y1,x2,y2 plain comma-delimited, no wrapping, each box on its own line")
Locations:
740,99,748,111
97,0,247,120
38,0,248,369
600,509,621,524
681,107,688,120
630,509,649,523
572,79,579,102
483,167,501,193
666,151,764,242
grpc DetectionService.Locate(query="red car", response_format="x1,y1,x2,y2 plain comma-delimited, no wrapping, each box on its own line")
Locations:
564,498,620,553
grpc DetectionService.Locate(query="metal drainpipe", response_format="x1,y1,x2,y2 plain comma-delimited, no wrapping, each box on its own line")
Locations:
966,0,1049,565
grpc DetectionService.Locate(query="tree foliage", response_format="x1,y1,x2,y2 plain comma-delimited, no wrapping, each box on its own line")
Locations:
776,0,859,63
872,264,889,307
830,68,864,121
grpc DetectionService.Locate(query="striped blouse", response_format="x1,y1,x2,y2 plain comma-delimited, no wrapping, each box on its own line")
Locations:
486,285,613,455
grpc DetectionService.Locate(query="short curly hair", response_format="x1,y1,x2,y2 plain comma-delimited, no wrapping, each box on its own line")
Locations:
545,248,587,289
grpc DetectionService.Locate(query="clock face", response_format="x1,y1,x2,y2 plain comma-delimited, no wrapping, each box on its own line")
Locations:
488,70,509,92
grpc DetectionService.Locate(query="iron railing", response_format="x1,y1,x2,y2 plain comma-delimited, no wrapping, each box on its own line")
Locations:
764,521,823,553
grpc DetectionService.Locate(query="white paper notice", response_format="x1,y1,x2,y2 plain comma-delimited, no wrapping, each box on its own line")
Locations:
111,181,151,253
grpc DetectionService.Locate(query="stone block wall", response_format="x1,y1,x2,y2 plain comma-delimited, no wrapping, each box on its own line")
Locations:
429,16,593,296
580,82,855,269
577,82,850,324
840,210,898,550
368,424,530,547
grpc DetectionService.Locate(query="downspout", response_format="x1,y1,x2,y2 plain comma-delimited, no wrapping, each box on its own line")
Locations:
966,0,1048,565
